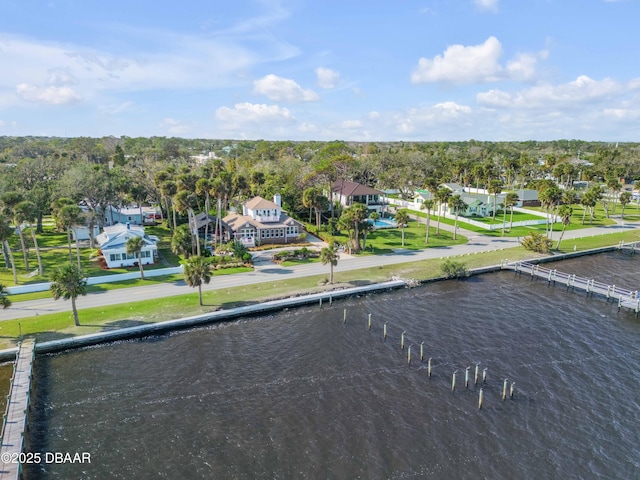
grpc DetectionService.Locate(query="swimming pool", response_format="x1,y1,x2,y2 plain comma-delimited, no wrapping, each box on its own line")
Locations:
367,218,397,228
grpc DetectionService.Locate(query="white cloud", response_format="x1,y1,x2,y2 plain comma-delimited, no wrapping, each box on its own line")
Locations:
252,74,318,102
213,102,298,139
0,119,5,127
474,0,499,12
412,36,504,84
316,67,340,89
412,37,547,85
215,102,294,123
477,75,635,108
160,118,190,135
341,120,362,129
16,83,82,105
505,53,539,82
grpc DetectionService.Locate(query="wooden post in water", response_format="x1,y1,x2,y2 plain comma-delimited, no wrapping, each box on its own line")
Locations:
407,345,412,365
510,382,516,399
451,370,458,393
329,294,332,305
343,308,346,324
465,366,470,388
420,342,424,361
320,297,322,308
482,368,487,384
478,388,484,410
475,363,480,385
502,379,508,401
368,313,372,330
401,331,406,350
383,322,387,341
428,358,432,378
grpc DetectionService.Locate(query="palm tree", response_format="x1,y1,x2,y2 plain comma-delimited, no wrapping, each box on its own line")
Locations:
339,203,369,253
538,185,562,238
196,177,212,245
15,200,43,276
447,195,466,240
395,209,411,247
487,179,503,220
434,187,451,234
619,191,632,221
0,284,10,309
59,204,83,269
302,187,330,231
1,192,29,271
580,188,600,225
126,235,146,280
0,214,17,285
50,264,87,326
554,205,573,250
504,192,519,231
420,199,435,243
319,242,340,284
183,255,211,306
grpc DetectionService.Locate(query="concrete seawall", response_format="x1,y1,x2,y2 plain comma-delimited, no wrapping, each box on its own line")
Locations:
0,242,631,361
0,280,406,361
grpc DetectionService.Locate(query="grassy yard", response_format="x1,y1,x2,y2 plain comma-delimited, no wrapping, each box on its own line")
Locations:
327,219,468,253
412,207,616,237
0,222,181,286
1,230,639,350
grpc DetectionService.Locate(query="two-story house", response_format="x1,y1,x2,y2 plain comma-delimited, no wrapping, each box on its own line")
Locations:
223,195,303,247
330,180,385,212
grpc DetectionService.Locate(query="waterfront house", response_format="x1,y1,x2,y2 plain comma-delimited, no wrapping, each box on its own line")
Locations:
330,180,385,212
96,223,159,269
222,195,303,247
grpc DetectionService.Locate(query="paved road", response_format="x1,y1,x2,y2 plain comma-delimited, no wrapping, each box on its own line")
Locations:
2,221,638,321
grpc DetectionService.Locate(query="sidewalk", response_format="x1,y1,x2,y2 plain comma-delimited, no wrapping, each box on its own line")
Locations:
2,222,639,321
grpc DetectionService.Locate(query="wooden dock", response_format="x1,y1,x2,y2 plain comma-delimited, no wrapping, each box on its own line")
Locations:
0,339,36,480
507,261,640,315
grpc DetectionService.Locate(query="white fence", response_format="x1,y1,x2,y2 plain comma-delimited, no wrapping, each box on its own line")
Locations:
6,265,184,295
385,196,557,231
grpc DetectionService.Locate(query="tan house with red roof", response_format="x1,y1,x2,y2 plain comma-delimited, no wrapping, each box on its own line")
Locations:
330,180,385,212
223,194,304,247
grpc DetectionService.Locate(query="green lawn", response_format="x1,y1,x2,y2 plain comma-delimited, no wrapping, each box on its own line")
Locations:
329,219,468,253
0,222,179,286
412,207,615,238
1,230,638,350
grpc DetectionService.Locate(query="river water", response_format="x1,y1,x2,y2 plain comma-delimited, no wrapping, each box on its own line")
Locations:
25,252,640,479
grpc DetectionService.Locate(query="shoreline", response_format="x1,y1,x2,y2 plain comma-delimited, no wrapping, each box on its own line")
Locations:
0,242,630,360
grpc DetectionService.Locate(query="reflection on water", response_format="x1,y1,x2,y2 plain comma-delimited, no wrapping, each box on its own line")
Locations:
25,252,640,479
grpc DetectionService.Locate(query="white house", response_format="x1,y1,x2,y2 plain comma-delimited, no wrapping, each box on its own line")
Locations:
223,195,303,247
96,223,159,269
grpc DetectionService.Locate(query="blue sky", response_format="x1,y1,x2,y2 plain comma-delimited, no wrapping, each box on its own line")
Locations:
0,0,639,141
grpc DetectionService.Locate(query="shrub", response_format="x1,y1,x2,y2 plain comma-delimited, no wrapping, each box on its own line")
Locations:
440,258,469,279
242,252,252,263
521,233,553,253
